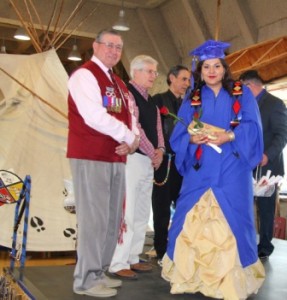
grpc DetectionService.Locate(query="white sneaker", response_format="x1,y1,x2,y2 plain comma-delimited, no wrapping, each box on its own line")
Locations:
74,284,117,297
103,275,122,288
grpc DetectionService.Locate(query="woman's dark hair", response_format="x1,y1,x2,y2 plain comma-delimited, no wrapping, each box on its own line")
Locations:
190,58,233,98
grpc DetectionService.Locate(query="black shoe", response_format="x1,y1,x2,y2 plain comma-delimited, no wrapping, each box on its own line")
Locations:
258,252,269,260
157,259,163,267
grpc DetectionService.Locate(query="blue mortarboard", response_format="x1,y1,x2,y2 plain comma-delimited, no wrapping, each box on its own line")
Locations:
189,40,230,61
188,40,230,89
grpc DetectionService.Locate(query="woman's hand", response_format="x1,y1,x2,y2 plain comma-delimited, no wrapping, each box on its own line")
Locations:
209,131,233,146
190,131,234,146
190,134,209,145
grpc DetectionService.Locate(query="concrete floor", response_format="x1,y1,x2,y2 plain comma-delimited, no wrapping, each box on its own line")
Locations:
3,237,286,300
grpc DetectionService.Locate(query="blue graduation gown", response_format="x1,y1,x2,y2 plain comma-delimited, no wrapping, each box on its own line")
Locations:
167,84,263,267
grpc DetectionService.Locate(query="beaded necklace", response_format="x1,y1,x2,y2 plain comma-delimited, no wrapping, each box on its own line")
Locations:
191,80,243,169
153,153,172,186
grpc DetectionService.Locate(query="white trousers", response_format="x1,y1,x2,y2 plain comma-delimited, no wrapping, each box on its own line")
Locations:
109,152,154,272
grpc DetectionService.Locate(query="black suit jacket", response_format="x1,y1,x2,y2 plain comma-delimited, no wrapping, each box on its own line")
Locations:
258,90,287,176
153,90,182,154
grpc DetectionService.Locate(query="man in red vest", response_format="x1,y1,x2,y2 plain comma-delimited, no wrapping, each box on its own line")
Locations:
67,28,139,298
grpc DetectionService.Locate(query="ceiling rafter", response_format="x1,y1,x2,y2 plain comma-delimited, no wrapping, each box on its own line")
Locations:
228,0,256,45
7,0,98,54
137,9,169,73
1,0,286,84
181,0,206,44
225,36,287,82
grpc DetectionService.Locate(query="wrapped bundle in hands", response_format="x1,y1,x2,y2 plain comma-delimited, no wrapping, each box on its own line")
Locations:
253,170,283,197
188,120,225,140
188,121,225,153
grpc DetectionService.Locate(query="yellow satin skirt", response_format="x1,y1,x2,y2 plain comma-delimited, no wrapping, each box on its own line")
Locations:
162,189,265,300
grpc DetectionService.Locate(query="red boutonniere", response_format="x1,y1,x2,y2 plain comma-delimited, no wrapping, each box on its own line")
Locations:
190,87,204,129
232,81,243,96
191,88,201,106
193,108,204,129
159,106,186,126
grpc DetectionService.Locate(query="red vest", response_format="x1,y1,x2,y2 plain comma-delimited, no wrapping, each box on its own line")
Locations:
67,61,131,163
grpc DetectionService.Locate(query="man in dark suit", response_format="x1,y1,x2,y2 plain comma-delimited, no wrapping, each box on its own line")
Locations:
240,70,287,259
152,65,190,264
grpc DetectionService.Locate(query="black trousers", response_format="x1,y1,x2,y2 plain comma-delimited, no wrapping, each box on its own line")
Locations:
256,186,277,256
152,154,182,259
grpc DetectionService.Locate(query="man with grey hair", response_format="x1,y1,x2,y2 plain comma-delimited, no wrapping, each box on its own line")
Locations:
109,55,165,279
67,28,139,297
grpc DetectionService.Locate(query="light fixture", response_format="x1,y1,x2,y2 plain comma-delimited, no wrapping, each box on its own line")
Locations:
14,27,30,41
112,0,130,31
68,44,82,61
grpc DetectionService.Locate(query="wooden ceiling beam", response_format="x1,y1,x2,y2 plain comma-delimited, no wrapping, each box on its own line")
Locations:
180,0,206,44
228,0,256,45
226,36,287,82
137,9,169,73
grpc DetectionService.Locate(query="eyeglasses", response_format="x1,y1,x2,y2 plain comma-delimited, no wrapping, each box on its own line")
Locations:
97,41,123,52
141,69,159,77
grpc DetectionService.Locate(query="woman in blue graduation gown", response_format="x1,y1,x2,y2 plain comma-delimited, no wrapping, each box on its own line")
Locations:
162,40,265,300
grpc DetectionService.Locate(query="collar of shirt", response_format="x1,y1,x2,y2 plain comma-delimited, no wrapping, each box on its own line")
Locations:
256,89,266,103
91,55,110,78
167,89,182,101
129,80,149,101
